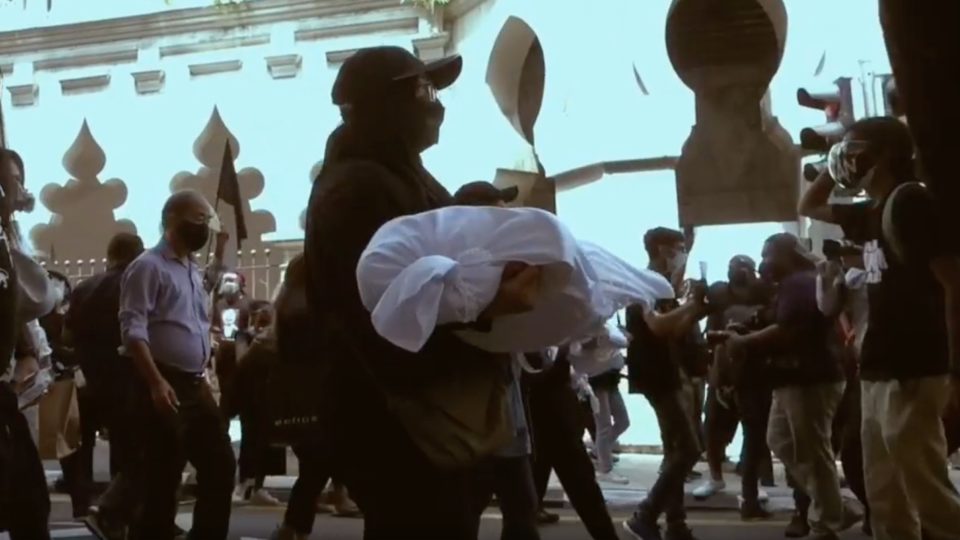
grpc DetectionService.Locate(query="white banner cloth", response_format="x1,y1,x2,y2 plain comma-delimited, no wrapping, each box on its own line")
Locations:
356,206,673,353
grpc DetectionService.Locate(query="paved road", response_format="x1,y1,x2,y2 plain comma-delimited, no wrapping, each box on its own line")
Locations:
29,499,876,540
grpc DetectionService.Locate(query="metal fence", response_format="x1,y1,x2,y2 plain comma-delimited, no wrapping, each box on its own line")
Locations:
43,245,301,301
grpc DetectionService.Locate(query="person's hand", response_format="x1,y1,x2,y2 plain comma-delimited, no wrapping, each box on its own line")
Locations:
817,259,843,279
215,230,229,251
480,262,542,319
681,279,708,307
725,332,748,361
149,377,180,416
13,356,40,394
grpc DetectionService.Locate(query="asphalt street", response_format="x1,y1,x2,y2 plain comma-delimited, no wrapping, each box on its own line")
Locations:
34,499,877,540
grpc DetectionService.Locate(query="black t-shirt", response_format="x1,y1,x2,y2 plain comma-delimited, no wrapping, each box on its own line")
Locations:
833,184,958,381
625,300,683,396
768,270,844,387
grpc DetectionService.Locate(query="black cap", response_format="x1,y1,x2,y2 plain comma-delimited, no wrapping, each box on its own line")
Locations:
332,46,463,106
453,181,520,206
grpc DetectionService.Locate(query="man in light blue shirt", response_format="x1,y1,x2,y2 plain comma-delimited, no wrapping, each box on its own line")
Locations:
119,190,235,540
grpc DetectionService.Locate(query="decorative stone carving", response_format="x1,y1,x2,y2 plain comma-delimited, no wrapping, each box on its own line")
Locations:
189,60,243,77
170,107,276,267
59,74,110,95
666,0,797,227
30,120,137,262
265,54,302,79
7,84,38,106
132,70,165,94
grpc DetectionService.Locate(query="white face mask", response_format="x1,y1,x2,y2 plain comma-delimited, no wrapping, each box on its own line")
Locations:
667,252,688,274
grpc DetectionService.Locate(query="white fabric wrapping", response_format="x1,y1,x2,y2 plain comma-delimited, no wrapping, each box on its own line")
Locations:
357,206,674,353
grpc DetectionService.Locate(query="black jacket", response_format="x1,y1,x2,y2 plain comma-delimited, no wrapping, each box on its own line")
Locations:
0,228,16,376
303,125,508,455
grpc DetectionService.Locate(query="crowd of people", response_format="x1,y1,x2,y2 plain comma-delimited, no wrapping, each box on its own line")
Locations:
0,39,958,540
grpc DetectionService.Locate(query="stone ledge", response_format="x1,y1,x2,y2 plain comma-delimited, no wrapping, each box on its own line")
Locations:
0,0,417,57
188,59,243,77
160,34,271,58
265,54,302,79
293,10,420,42
33,48,138,72
59,74,111,95
132,69,165,94
7,83,38,106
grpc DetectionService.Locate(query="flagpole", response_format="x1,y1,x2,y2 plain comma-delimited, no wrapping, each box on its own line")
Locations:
206,196,221,266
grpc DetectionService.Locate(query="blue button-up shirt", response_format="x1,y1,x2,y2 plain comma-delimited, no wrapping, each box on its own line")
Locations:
119,241,211,374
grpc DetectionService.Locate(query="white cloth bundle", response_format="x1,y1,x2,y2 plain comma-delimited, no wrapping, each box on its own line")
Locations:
356,206,674,353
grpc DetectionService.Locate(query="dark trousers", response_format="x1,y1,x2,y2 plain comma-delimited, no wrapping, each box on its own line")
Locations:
0,384,50,540
335,405,482,540
95,367,151,526
526,365,619,540
60,386,98,515
641,388,702,527
132,370,236,540
737,383,773,504
834,380,869,520
475,456,540,540
284,442,332,535
238,413,286,489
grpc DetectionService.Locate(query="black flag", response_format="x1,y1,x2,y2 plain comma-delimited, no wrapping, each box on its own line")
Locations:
216,141,247,247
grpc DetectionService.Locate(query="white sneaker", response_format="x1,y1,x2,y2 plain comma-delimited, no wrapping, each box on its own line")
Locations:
692,479,726,499
596,471,630,485
232,480,252,504
249,488,282,507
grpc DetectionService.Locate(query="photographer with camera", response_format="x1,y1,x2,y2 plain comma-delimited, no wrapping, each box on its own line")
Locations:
721,233,854,539
799,116,960,540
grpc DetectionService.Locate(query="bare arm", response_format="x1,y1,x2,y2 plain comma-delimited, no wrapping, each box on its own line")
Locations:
643,301,707,339
798,169,839,224
738,323,787,351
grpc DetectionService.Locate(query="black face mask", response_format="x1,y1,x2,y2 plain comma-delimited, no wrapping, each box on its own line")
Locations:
402,100,445,153
177,221,210,252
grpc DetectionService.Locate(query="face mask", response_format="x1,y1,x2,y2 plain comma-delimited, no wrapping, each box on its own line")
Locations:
666,252,688,274
408,101,445,152
177,221,210,252
729,271,751,286
219,282,240,296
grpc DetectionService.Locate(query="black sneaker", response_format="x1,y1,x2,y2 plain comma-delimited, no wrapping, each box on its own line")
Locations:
623,514,663,540
784,511,810,538
536,509,560,525
82,509,126,540
665,523,699,540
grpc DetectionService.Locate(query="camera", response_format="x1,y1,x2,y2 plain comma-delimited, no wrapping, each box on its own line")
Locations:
822,239,860,262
